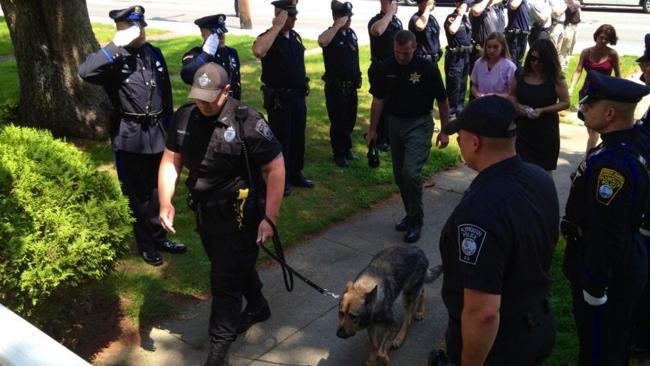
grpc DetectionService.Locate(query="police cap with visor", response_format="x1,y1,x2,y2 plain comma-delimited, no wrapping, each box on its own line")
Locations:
331,0,353,17
579,70,650,105
194,14,228,34
443,95,518,138
271,0,299,15
109,5,147,27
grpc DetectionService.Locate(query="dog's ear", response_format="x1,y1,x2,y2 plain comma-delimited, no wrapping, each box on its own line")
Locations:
365,285,378,304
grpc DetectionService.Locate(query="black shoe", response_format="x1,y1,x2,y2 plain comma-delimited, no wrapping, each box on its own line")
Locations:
334,155,348,167
156,239,187,254
290,174,315,188
346,150,357,160
284,184,291,197
376,141,390,152
237,302,271,334
404,226,422,243
204,341,231,366
141,250,163,266
395,217,409,232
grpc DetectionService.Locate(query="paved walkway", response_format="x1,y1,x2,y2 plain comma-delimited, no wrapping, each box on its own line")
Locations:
94,122,588,366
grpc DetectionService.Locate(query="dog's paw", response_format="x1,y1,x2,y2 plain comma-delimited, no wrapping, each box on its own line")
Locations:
377,352,390,366
414,311,425,321
391,334,405,349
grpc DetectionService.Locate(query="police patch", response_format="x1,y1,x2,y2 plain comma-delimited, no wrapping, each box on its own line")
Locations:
457,224,487,265
255,119,274,141
596,168,624,205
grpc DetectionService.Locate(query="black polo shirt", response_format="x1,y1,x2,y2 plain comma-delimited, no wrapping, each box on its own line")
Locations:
408,12,441,57
506,0,530,31
165,99,282,197
444,11,472,48
440,156,558,355
259,29,307,89
322,28,361,82
369,56,447,118
368,12,403,62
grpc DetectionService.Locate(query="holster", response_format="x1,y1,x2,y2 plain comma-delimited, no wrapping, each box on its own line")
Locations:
560,217,582,242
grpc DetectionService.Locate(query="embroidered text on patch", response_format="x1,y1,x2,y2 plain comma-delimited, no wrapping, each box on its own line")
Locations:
458,224,487,265
255,119,274,141
596,168,624,206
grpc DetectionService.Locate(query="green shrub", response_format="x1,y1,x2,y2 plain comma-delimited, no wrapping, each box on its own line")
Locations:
0,125,132,321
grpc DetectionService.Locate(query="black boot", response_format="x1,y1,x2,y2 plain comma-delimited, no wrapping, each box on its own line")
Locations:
204,342,231,366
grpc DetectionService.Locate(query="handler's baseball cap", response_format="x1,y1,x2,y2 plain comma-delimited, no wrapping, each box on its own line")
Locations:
443,95,517,138
189,63,229,103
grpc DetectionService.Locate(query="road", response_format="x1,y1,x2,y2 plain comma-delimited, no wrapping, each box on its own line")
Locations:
82,0,650,54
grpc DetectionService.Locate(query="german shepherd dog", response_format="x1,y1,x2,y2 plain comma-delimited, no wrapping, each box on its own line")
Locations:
337,246,443,366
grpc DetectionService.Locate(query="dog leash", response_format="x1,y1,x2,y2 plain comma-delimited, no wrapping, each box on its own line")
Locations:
260,216,340,300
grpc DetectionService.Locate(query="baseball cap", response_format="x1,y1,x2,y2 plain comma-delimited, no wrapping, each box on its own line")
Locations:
189,63,229,103
443,95,517,138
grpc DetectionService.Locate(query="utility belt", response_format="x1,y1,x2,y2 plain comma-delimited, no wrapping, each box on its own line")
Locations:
505,28,531,35
189,187,262,231
420,52,442,63
322,76,360,90
551,19,566,26
122,111,164,124
445,45,473,54
560,217,582,242
261,82,310,110
530,23,551,32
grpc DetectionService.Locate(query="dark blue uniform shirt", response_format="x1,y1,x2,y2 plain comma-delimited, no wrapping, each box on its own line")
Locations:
369,56,447,118
79,42,173,154
506,0,530,31
444,11,473,48
322,28,361,82
470,4,499,46
259,29,307,89
408,12,441,58
368,12,403,62
180,45,242,100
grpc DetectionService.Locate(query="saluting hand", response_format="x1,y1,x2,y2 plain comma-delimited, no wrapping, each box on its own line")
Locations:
113,25,141,47
272,10,289,29
257,218,274,245
436,132,450,149
334,16,349,29
202,33,220,55
159,203,176,235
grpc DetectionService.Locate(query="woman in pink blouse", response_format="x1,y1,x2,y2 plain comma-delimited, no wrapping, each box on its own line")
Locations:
471,32,517,98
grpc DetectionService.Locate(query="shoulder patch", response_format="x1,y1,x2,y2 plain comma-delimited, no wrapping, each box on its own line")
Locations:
255,119,274,141
457,224,487,265
182,53,194,61
596,168,625,205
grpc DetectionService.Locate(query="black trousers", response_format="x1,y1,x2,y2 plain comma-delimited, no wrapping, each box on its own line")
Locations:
324,83,358,158
507,31,528,68
444,51,470,116
368,61,390,145
196,201,265,347
115,151,166,252
266,94,307,178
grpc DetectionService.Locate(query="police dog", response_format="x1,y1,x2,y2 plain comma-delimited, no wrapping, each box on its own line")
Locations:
337,245,442,366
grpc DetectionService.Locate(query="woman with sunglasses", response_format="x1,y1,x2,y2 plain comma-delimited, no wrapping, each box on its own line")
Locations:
569,24,621,153
509,38,570,173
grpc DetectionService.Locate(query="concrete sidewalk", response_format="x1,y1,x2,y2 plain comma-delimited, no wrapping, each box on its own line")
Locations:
93,122,588,366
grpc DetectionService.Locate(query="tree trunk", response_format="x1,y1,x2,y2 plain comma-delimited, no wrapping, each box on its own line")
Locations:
239,0,252,30
0,0,112,139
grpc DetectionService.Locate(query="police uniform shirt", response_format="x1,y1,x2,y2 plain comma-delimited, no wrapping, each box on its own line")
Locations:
408,11,442,58
181,46,242,100
369,56,447,118
322,28,362,82
368,12,403,62
470,4,499,46
259,29,307,89
79,42,173,153
165,99,282,196
440,156,559,354
563,126,650,296
444,11,472,48
506,0,530,31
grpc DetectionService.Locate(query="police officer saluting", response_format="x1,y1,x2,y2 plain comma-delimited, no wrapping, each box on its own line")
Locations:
469,0,501,74
366,30,450,243
444,0,473,119
158,63,285,366
318,1,361,168
433,95,558,365
409,0,442,63
505,0,530,68
253,0,313,196
181,14,242,100
562,70,650,365
79,5,185,266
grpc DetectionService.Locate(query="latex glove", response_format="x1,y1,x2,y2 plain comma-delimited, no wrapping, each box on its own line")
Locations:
583,289,607,306
113,25,140,47
202,33,220,55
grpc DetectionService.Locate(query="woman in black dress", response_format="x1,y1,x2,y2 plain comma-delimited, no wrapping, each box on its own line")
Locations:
510,39,570,173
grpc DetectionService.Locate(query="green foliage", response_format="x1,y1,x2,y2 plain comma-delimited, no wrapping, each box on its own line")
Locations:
0,17,11,56
0,102,18,126
0,125,132,322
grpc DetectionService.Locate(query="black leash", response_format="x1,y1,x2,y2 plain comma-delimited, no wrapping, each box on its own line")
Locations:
260,216,340,300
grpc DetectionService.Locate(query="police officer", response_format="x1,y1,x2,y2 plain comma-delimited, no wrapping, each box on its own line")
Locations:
368,0,403,151
79,5,185,266
527,0,552,46
505,0,530,68
562,70,650,365
253,0,313,196
433,95,558,365
638,34,650,131
366,30,450,243
318,1,361,168
409,0,442,63
181,14,242,100
468,0,501,94
158,63,285,366
444,0,473,119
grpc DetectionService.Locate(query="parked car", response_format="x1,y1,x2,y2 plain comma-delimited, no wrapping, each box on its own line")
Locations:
579,0,649,13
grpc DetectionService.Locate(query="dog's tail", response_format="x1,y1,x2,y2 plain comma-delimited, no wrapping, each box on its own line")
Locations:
425,264,443,283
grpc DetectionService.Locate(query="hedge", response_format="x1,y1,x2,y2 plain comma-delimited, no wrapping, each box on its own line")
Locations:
0,125,131,321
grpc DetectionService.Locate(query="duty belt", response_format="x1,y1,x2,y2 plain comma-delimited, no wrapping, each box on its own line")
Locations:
322,76,357,89
446,45,473,53
122,111,163,123
505,28,531,35
551,19,566,26
560,217,582,242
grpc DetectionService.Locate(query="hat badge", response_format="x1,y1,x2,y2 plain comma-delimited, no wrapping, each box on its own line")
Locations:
218,14,226,22
198,73,211,87
134,6,143,14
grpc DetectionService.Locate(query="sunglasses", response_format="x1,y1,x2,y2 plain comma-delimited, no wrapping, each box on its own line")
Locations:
529,55,543,63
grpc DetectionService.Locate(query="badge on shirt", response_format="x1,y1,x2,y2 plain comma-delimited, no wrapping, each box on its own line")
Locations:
224,126,236,142
255,119,274,141
409,72,421,84
596,168,625,205
457,224,487,265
